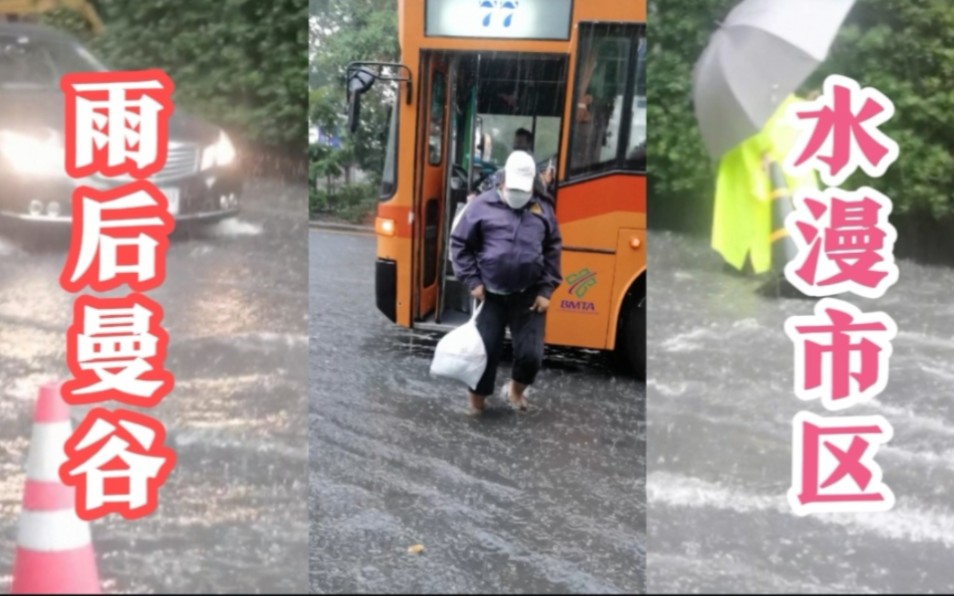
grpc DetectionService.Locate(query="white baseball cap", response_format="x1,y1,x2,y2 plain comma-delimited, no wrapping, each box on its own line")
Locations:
504,151,536,193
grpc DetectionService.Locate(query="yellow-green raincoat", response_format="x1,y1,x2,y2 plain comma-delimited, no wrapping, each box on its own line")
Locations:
711,96,820,274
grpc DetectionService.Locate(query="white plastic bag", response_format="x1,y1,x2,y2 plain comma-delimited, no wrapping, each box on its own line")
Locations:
429,301,487,389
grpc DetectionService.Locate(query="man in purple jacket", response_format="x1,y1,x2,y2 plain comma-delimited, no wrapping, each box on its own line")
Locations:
451,151,563,415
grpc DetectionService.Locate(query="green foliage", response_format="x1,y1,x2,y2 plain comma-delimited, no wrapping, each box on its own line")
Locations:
817,0,954,220
38,7,96,44
320,184,378,223
309,141,348,188
309,0,397,221
310,0,399,87
45,0,308,151
648,0,726,234
308,154,377,224
651,0,954,232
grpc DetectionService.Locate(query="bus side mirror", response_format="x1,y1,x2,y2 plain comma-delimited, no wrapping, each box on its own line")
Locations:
347,68,376,134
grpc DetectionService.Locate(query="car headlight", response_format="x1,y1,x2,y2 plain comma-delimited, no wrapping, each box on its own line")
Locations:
0,130,64,176
201,131,237,170
216,131,237,167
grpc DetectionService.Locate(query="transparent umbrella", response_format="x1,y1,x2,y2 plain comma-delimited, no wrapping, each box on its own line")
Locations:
693,0,857,158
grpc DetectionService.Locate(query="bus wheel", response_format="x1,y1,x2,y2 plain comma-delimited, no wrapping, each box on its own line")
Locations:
616,292,646,380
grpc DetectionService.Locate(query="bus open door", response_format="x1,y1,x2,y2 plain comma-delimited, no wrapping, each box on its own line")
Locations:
414,54,450,322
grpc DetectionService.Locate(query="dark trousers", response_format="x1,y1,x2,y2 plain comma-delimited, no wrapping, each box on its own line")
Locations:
471,290,546,397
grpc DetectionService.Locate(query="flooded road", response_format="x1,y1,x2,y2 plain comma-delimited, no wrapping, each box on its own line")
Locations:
647,230,954,593
0,179,308,593
309,229,645,594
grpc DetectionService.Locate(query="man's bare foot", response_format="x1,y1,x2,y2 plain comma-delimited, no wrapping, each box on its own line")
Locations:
468,392,486,416
510,396,529,413
506,381,530,413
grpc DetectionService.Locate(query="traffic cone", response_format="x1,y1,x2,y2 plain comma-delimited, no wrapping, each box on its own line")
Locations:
11,382,100,594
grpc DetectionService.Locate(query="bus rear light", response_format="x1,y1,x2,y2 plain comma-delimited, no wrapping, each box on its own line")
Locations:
376,217,396,236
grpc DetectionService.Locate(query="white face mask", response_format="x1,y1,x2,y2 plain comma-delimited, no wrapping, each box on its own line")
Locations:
502,188,532,210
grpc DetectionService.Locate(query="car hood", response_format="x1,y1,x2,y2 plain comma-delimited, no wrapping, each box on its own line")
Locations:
0,89,221,145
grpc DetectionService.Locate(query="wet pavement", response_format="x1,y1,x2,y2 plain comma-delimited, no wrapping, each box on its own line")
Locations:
647,230,954,593
0,179,308,593
309,229,646,594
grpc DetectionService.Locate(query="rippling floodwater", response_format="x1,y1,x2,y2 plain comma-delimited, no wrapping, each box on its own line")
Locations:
648,230,954,593
0,179,308,593
309,229,646,594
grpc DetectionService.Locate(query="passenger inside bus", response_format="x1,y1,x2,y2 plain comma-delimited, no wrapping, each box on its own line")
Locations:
479,128,555,202
514,127,534,154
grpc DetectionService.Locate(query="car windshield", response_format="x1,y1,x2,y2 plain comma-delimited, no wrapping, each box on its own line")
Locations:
0,36,107,91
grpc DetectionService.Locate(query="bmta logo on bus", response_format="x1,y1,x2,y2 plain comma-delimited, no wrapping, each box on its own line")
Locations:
560,268,598,314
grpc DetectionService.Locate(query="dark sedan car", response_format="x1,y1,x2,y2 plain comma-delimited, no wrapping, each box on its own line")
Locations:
0,23,241,224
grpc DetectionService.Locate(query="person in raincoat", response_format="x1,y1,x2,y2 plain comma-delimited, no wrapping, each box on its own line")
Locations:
711,94,819,277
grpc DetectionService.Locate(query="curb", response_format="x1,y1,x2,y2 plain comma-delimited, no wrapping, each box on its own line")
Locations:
309,220,375,234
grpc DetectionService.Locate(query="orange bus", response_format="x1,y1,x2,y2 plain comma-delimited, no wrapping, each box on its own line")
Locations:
0,0,103,33
347,0,646,378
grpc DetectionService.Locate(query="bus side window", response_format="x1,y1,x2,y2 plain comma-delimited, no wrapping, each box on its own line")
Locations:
428,71,446,165
626,36,647,172
568,23,643,178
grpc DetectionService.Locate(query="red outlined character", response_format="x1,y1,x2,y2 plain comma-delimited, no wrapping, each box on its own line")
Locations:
61,69,174,179
60,182,174,293
785,298,897,411
789,411,894,515
785,187,899,299
60,409,176,520
783,74,899,187
64,294,173,407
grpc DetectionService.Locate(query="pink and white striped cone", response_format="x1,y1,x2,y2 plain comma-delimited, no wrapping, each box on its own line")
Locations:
11,382,100,594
